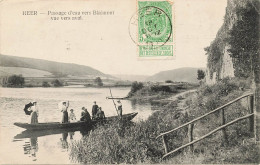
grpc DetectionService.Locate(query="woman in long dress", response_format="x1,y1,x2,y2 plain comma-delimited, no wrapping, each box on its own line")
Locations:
61,101,69,123
30,101,39,124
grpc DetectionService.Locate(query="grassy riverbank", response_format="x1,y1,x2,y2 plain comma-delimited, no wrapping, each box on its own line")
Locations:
127,82,198,103
70,78,259,164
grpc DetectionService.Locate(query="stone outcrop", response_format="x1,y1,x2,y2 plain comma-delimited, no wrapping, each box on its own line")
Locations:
205,0,258,84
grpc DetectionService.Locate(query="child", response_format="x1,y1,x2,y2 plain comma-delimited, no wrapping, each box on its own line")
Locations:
69,109,76,122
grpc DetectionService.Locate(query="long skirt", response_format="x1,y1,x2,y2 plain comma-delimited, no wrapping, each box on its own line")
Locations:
117,108,122,118
31,111,38,124
62,111,69,123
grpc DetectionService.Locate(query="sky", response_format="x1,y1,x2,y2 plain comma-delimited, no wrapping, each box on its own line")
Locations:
0,0,227,76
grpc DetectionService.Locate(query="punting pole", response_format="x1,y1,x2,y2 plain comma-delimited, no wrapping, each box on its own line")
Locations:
109,88,118,112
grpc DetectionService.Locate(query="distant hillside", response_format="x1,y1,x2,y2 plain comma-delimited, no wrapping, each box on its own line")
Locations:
146,67,204,83
0,54,111,78
0,66,53,77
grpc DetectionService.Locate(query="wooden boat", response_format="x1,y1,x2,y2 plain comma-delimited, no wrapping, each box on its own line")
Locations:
14,112,138,130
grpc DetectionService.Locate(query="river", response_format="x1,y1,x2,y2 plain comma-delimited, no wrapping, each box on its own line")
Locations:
0,86,153,164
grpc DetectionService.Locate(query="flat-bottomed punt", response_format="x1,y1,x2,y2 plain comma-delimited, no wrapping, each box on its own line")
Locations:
14,112,138,130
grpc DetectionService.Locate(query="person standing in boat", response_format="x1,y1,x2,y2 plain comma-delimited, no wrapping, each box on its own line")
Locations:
30,101,39,124
80,107,91,123
92,101,99,119
69,109,76,123
61,101,69,123
117,100,122,118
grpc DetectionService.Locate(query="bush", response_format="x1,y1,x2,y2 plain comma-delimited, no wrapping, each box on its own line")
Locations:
197,69,205,80
3,74,25,87
94,77,103,86
70,109,189,164
128,81,144,96
165,80,173,83
42,81,51,87
151,85,171,93
51,79,63,87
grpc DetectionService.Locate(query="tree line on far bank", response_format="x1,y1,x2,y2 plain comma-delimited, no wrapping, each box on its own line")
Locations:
0,74,65,88
1,74,25,87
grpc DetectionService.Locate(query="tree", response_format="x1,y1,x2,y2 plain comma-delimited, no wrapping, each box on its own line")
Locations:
129,81,144,96
94,77,103,86
51,79,63,87
5,74,25,87
197,69,205,80
227,1,260,141
42,81,51,87
165,80,173,83
227,2,259,78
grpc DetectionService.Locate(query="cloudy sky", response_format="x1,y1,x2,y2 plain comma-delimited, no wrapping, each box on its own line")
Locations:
0,0,227,76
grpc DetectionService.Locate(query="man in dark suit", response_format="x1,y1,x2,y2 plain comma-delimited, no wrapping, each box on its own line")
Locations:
92,101,99,119
80,107,91,123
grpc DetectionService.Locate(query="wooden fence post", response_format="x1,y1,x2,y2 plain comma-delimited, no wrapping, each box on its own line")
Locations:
162,135,168,154
220,108,228,145
188,123,194,152
254,84,260,142
248,95,254,133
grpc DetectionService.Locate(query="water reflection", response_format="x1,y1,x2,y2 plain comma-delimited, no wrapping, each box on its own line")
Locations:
23,137,38,161
60,133,69,150
130,99,137,110
15,127,92,162
69,132,75,139
15,128,78,139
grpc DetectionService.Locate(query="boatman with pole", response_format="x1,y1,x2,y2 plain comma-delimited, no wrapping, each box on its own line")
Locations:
109,88,122,120
117,100,122,118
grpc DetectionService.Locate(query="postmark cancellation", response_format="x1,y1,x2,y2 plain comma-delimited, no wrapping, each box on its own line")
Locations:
129,0,175,59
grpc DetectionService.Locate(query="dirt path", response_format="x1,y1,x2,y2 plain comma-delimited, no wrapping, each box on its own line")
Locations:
162,89,197,102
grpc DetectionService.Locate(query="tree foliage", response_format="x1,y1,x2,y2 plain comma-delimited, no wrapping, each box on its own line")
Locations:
1,74,25,87
227,1,260,78
204,29,225,79
165,80,173,83
205,0,259,81
197,69,205,80
51,79,63,87
42,81,51,87
94,77,103,86
129,81,144,96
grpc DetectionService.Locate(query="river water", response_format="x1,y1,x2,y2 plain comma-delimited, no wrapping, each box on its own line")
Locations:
0,86,153,164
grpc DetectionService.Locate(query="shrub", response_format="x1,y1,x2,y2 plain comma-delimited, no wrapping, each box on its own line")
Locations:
94,77,103,86
3,74,25,87
197,69,205,80
42,81,51,87
51,79,63,87
165,80,173,83
150,85,171,93
128,81,144,96
70,108,189,164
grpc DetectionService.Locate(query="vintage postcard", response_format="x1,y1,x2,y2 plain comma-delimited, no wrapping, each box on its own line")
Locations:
0,0,259,164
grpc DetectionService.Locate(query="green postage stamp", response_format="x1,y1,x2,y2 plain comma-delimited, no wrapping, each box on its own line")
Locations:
129,0,174,59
